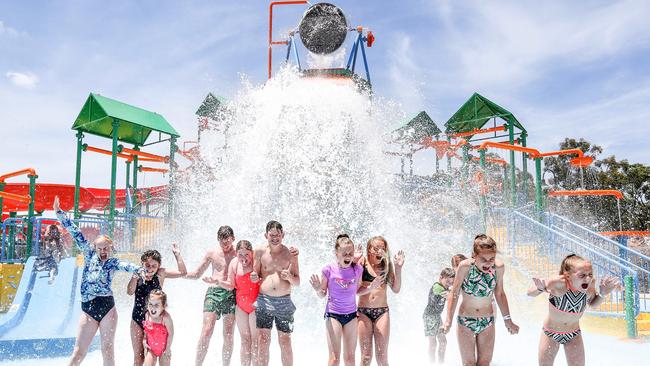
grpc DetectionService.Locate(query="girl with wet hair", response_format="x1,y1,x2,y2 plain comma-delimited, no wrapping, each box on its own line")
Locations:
310,235,378,366
528,254,619,366
443,234,519,365
143,289,174,366
357,236,405,366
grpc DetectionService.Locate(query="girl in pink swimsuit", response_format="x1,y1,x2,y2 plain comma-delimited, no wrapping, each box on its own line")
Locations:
206,240,261,366
143,289,174,366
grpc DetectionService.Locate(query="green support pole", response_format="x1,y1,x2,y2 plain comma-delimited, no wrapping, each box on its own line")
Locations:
446,136,452,173
109,119,120,236
508,123,516,206
73,130,84,219
534,157,543,211
479,149,487,232
25,173,37,257
125,161,131,194
0,182,5,218
168,137,177,220
624,275,637,338
8,212,16,260
461,144,470,181
521,133,528,203
502,165,508,201
132,145,139,213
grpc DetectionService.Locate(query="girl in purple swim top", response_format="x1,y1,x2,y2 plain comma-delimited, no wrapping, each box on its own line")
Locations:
310,234,381,366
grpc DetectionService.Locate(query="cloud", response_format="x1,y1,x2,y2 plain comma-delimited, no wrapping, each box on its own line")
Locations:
0,20,19,36
6,71,39,89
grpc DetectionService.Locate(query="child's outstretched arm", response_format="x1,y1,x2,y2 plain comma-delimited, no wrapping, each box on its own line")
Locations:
390,250,405,294
127,272,140,296
204,259,237,289
494,260,519,335
160,243,188,279
185,252,211,279
162,313,174,362
443,260,470,333
53,196,91,253
588,276,619,308
310,273,328,298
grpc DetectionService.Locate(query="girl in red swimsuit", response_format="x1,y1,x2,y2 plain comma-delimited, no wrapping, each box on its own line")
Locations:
143,289,174,366
205,240,261,366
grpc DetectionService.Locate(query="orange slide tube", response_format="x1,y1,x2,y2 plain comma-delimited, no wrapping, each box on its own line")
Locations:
120,147,168,163
85,145,133,161
547,190,623,200
0,191,31,203
0,168,37,182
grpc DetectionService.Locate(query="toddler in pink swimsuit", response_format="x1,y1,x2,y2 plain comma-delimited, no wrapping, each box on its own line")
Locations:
143,289,174,366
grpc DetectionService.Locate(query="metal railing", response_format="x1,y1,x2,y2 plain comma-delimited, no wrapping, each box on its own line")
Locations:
1,218,29,262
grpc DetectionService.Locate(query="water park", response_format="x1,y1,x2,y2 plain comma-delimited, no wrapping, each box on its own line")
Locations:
1,1,649,365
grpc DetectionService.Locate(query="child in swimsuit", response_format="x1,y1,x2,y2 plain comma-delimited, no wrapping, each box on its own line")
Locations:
527,254,618,366
205,239,261,366
54,196,143,366
357,236,405,366
128,246,187,366
143,289,174,366
423,267,455,364
310,234,381,366
443,234,519,365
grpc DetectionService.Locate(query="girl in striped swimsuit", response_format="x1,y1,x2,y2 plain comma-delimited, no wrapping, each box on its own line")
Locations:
528,254,619,366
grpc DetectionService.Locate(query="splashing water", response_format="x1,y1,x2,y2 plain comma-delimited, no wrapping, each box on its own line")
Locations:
4,68,647,365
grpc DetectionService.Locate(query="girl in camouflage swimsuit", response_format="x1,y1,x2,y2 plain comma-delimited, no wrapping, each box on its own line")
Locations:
443,234,519,365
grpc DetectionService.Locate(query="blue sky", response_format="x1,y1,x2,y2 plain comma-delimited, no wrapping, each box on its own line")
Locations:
1,0,649,187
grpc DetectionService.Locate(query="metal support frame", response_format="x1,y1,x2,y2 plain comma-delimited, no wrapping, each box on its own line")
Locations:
345,31,372,86
508,123,516,206
108,119,120,236
284,34,302,71
168,137,177,220
73,131,84,219
521,132,528,203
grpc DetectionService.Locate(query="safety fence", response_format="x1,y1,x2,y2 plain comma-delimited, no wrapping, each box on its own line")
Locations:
1,215,167,263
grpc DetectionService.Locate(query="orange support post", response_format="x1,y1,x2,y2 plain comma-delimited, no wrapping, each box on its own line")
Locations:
547,190,623,200
0,191,31,203
84,145,133,161
448,125,506,139
120,147,169,163
268,1,308,79
0,168,36,182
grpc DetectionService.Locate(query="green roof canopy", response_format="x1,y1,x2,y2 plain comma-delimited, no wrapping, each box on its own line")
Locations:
196,92,228,120
444,93,526,137
392,111,441,144
72,93,179,145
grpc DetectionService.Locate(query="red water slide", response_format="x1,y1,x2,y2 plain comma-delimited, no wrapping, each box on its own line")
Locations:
0,183,167,214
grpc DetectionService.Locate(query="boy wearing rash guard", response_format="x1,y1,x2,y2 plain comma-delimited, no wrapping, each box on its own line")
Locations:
423,267,455,364
310,234,382,366
527,254,619,366
54,196,142,366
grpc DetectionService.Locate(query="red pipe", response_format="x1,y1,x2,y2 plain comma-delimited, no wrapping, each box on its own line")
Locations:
269,1,308,79
0,168,37,182
85,145,133,161
548,190,623,200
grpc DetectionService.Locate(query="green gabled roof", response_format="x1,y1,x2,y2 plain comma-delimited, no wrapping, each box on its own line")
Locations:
392,111,441,143
444,93,526,137
72,93,179,145
196,92,228,120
